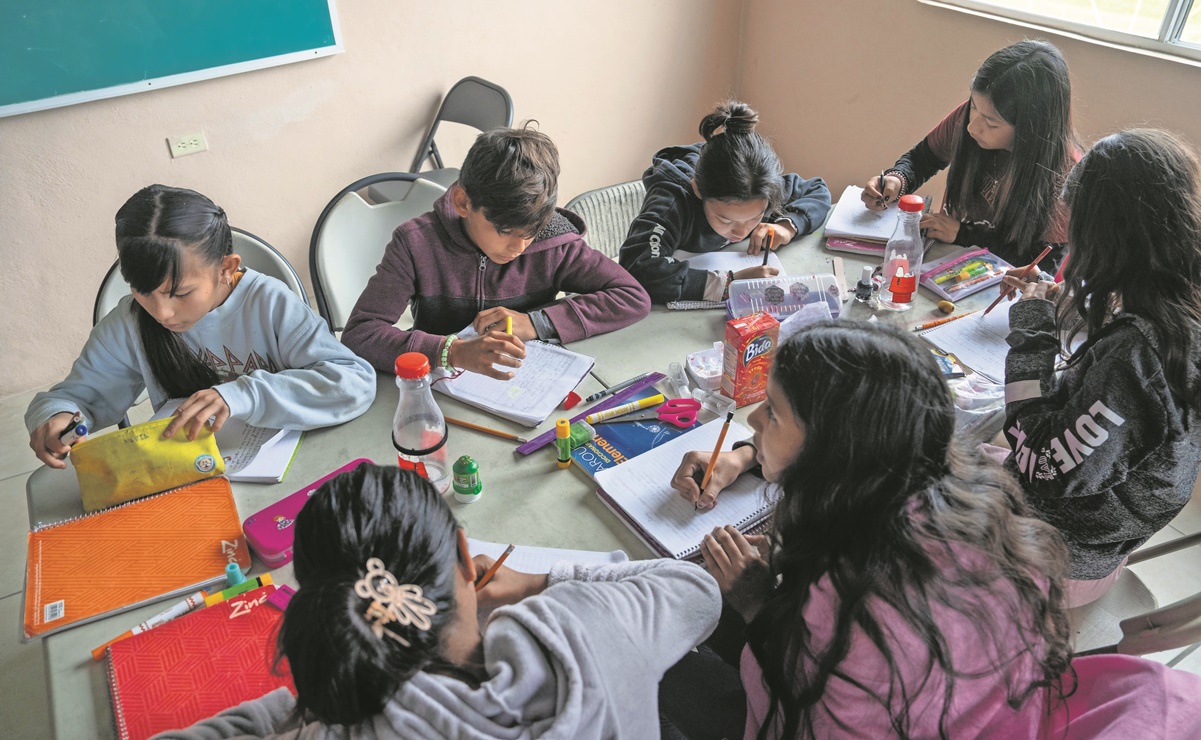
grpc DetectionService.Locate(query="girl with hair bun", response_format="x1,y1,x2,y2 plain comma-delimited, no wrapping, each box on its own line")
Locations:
26,184,374,465
164,464,721,738
620,101,831,304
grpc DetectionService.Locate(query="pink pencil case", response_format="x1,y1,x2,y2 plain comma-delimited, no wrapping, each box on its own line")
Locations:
242,459,372,567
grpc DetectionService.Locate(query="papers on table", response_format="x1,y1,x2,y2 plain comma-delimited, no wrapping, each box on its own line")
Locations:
673,245,786,275
466,537,628,574
824,185,902,242
151,400,301,483
916,302,1014,383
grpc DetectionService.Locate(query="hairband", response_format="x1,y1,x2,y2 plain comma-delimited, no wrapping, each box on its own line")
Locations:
354,558,437,646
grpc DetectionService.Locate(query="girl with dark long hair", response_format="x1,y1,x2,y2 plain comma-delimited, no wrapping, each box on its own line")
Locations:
862,40,1079,272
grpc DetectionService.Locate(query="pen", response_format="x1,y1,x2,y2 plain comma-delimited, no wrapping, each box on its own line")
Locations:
878,171,887,206
445,416,528,444
912,311,977,332
585,394,665,424
59,423,87,446
90,590,208,661
761,229,775,266
697,411,735,510
475,544,514,590
584,372,653,403
505,316,513,335
983,245,1054,316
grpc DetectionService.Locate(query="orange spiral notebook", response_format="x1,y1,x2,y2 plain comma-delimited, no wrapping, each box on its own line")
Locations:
23,477,250,639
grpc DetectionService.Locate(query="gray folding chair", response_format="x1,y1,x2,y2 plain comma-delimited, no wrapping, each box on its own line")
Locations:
370,76,513,203
310,173,447,333
563,180,647,259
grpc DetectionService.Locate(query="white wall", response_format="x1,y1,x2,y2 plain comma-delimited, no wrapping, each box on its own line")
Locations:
0,0,744,397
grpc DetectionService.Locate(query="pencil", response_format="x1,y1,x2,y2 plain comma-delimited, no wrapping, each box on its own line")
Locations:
912,311,977,332
475,544,514,590
445,416,528,444
761,229,775,266
983,245,1054,316
697,411,735,510
505,316,513,335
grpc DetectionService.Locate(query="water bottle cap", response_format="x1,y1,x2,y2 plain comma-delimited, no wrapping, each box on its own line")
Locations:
394,352,431,379
898,194,925,213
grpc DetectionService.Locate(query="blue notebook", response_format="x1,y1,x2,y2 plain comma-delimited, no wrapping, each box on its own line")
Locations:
570,388,700,479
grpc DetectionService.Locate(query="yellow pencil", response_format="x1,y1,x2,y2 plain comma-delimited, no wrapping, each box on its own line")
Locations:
697,411,735,510
505,316,513,334
475,544,514,590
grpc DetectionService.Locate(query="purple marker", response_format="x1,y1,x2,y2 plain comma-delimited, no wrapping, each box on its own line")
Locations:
59,423,87,446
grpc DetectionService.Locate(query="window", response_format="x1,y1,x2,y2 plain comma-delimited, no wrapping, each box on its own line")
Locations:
929,0,1201,62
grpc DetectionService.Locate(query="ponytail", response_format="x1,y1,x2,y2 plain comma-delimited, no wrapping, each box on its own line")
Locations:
115,185,232,398
694,101,785,211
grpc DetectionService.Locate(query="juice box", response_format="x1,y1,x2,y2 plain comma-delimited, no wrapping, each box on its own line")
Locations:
721,311,779,407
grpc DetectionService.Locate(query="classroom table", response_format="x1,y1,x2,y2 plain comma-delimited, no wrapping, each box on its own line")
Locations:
29,226,1001,739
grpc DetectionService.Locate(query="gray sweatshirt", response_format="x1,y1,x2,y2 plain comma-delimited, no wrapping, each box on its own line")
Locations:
1004,298,1201,579
152,559,720,740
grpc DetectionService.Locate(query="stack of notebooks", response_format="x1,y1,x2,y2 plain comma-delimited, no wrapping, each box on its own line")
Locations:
594,418,778,560
571,388,700,479
823,185,932,255
434,327,594,426
152,399,302,483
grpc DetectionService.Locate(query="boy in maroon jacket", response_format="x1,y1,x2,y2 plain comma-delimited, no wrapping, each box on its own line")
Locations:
342,125,651,379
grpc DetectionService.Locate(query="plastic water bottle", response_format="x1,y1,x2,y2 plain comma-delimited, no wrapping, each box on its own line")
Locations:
393,353,450,493
879,194,926,311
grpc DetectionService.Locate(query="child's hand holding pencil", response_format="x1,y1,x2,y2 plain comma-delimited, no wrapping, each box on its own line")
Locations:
472,549,548,607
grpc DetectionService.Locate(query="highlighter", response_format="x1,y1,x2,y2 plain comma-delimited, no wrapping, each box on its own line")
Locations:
203,573,274,607
555,418,571,469
584,394,665,425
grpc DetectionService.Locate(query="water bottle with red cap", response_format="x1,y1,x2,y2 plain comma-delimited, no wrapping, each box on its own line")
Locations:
393,352,450,493
879,194,926,310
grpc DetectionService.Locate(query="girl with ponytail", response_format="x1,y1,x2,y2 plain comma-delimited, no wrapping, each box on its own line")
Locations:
27,184,374,466
620,101,831,304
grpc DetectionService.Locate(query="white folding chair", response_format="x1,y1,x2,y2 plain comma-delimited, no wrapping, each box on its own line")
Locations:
563,180,647,260
309,173,447,333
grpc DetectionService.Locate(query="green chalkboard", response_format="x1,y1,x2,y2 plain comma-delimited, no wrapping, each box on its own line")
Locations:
2,0,341,116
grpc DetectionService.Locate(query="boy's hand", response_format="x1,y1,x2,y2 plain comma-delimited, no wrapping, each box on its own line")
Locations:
29,411,81,469
746,222,796,255
450,332,526,380
163,389,230,440
733,265,781,281
672,447,757,510
473,307,536,341
920,212,960,243
862,174,903,210
701,525,773,622
472,554,548,608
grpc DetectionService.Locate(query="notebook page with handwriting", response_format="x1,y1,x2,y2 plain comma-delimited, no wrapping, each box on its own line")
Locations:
595,418,776,559
917,302,1013,383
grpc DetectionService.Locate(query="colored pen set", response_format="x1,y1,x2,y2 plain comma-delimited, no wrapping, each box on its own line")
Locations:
919,248,1015,301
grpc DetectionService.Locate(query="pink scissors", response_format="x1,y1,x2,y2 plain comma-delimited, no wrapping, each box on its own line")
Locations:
595,397,701,428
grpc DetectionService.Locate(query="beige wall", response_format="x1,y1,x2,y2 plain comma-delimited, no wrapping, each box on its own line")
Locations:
0,0,744,398
741,0,1201,209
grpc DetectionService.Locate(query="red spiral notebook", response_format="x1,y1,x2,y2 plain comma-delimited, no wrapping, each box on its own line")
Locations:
106,585,296,740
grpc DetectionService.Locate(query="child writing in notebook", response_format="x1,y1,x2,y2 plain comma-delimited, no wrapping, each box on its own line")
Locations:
341,125,650,381
163,463,720,739
861,40,1079,272
1001,129,1201,607
668,321,1072,737
619,102,831,304
26,185,375,468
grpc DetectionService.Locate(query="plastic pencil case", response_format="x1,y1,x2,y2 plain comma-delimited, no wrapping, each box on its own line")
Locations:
71,417,224,513
919,248,1014,301
726,274,842,321
243,458,372,567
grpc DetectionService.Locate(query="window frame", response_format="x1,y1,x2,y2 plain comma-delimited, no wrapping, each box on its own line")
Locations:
923,0,1201,65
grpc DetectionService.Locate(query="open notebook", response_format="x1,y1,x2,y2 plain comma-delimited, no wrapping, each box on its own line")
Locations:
824,185,901,242
666,244,787,311
434,328,594,426
916,303,1014,383
594,418,778,560
466,537,628,573
151,400,302,483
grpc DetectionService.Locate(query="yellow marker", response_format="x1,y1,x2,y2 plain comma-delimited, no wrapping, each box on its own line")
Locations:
505,316,513,335
585,394,665,425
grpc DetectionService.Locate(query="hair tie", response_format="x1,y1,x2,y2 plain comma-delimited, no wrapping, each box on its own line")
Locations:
354,558,437,646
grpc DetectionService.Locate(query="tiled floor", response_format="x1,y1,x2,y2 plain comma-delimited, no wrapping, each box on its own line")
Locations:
2,388,1199,737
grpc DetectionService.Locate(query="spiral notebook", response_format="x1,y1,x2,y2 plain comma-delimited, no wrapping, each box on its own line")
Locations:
23,477,250,639
594,419,778,559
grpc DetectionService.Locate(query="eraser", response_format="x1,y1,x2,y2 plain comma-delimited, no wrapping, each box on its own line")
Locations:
562,391,581,410
266,585,296,611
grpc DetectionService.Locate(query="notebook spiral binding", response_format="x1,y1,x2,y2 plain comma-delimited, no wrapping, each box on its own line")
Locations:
30,480,206,533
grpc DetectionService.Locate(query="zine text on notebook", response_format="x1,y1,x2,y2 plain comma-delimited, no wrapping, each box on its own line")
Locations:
673,245,786,274
917,301,1014,383
151,399,302,483
595,418,778,559
466,537,628,573
433,327,595,427
824,185,901,242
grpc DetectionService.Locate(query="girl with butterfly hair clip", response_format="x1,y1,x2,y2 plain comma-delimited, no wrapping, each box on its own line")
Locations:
162,463,721,739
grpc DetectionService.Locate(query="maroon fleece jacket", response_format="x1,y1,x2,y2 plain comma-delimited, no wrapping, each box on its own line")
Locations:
342,190,651,373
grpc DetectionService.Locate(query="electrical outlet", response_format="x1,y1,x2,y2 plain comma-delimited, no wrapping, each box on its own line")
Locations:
167,131,208,158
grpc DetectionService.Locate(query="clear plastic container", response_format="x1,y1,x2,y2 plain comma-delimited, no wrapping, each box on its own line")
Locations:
878,194,925,310
726,274,842,320
393,353,450,493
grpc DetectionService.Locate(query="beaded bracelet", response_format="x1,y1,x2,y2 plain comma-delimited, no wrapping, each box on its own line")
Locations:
440,335,458,371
